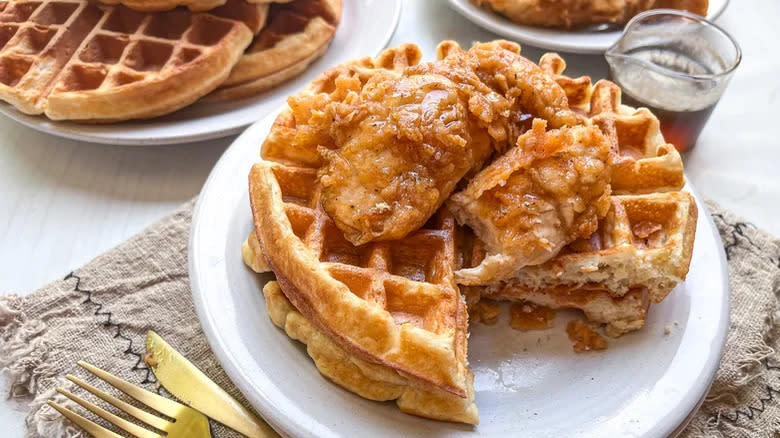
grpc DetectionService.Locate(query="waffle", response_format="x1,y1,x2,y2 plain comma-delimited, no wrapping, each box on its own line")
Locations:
461,53,696,336
262,281,478,424
484,191,698,301
470,0,709,29
242,236,478,422
0,0,262,121
248,44,477,423
210,0,341,100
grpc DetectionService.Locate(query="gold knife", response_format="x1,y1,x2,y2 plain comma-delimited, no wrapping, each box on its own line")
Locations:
144,330,279,438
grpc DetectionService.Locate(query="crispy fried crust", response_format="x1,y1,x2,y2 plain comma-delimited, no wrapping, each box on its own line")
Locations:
471,0,709,29
304,40,579,246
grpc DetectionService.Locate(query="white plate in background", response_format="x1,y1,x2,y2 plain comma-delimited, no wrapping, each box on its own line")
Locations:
0,0,401,145
189,110,729,438
446,0,728,54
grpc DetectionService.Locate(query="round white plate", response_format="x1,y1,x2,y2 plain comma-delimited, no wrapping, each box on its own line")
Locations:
446,0,729,54
0,0,401,145
190,111,730,438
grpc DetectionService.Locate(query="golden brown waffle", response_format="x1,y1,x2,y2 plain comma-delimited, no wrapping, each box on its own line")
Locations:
242,230,271,273
248,44,477,424
245,234,481,410
470,0,709,29
0,0,262,121
210,0,341,100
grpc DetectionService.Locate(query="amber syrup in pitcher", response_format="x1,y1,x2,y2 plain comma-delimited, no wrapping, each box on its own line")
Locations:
620,88,719,153
608,47,724,153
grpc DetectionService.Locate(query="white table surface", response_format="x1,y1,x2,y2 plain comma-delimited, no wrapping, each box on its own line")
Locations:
1,0,778,435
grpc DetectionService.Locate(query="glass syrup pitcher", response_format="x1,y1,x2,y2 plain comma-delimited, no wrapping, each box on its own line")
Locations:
605,9,741,152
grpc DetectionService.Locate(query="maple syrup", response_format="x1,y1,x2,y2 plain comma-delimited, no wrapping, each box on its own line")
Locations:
605,10,741,152
620,87,718,153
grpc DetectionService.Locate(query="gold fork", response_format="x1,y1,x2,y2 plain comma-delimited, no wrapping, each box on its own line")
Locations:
48,360,211,438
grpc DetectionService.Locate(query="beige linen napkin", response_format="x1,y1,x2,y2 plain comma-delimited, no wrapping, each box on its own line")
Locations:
1,200,778,437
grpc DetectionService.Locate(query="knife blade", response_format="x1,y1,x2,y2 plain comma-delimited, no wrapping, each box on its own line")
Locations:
144,330,279,438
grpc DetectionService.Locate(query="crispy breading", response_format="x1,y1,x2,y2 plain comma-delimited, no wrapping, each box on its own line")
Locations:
471,0,709,29
449,118,613,285
448,119,611,284
314,40,578,245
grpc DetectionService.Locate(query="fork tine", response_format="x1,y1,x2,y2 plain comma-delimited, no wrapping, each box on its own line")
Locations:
57,388,161,438
78,361,181,417
67,374,171,432
47,401,125,438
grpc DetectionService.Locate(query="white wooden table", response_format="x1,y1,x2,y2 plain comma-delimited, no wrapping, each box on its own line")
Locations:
1,0,778,435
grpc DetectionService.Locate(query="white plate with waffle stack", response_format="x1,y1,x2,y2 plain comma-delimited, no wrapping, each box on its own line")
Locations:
0,0,401,145
190,109,730,438
447,0,729,54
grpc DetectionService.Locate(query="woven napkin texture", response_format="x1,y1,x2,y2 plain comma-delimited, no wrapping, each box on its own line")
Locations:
1,199,778,438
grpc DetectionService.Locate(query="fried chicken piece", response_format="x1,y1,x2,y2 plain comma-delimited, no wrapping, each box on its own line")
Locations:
319,71,496,245
317,41,579,245
267,44,424,167
417,41,579,144
448,118,613,285
450,41,579,131
471,0,708,29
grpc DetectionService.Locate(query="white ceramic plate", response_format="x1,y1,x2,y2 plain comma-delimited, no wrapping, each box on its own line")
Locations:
190,111,730,438
0,0,401,145
446,0,729,54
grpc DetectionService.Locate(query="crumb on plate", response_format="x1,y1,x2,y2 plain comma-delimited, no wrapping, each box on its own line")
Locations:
510,302,556,331
566,319,607,352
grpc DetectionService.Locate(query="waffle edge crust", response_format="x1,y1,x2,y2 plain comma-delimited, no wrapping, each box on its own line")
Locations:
263,281,479,424
0,0,261,121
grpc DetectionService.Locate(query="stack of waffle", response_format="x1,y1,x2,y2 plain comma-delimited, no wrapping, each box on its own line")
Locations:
243,42,698,424
0,0,341,121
